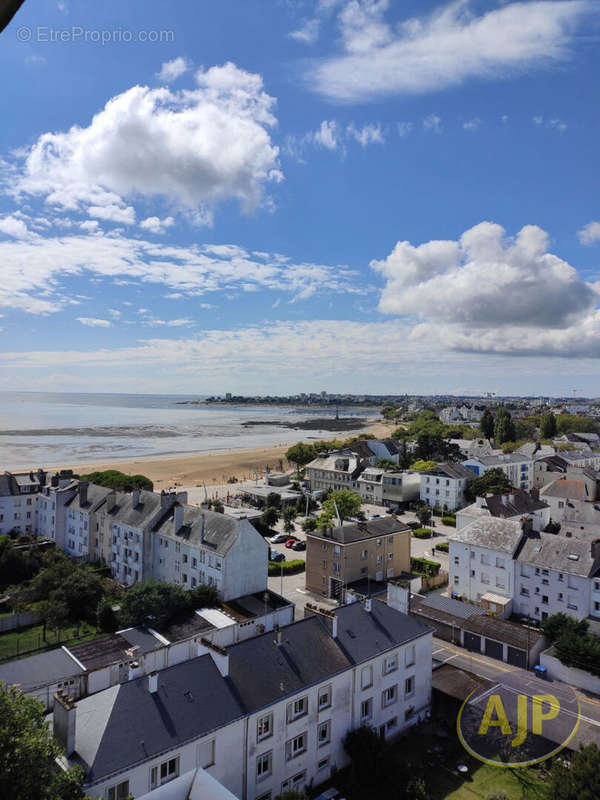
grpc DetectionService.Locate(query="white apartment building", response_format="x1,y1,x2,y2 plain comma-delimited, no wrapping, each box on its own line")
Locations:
63,482,112,560
356,469,420,508
515,535,600,623
37,475,79,547
54,597,432,800
419,463,473,511
462,453,534,491
448,518,525,617
0,469,47,536
456,490,550,533
306,451,364,493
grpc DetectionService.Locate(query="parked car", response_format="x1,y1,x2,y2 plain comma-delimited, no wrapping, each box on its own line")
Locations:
269,532,288,544
269,549,285,562
291,540,306,552
284,537,298,548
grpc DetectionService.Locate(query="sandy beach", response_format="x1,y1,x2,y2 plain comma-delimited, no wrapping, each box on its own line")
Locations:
53,420,395,490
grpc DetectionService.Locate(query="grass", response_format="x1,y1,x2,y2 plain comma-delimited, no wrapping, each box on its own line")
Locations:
0,622,99,662
268,559,305,576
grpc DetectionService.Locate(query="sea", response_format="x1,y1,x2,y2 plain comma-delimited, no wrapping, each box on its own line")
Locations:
0,392,377,469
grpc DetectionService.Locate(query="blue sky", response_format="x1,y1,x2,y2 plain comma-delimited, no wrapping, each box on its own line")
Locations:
1,0,600,396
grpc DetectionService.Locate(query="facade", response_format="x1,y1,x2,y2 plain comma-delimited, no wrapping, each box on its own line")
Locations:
356,469,420,508
37,475,79,547
462,453,534,491
456,490,550,533
305,517,411,599
0,469,47,536
534,451,600,490
305,451,364,494
54,598,432,800
418,463,473,511
64,482,112,560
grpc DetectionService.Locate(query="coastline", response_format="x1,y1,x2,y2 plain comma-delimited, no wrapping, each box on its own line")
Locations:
30,420,394,490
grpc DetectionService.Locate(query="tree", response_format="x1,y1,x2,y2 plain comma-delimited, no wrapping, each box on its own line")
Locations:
282,507,296,535
542,613,589,643
546,744,600,800
266,492,281,509
119,582,189,629
480,408,495,438
187,583,219,610
493,407,516,444
79,469,153,491
0,684,88,800
464,468,513,503
375,458,398,470
321,490,362,524
26,553,105,624
97,599,119,633
38,600,70,641
415,504,432,527
540,411,558,439
261,506,280,529
285,442,315,475
410,460,437,472
301,517,317,533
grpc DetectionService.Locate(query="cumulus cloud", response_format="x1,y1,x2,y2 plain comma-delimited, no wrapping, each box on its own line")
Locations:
157,57,190,82
76,317,112,328
88,204,136,225
346,122,384,147
579,222,600,246
423,114,442,133
139,216,175,234
0,215,31,239
13,62,282,227
312,120,340,150
373,221,600,356
306,0,592,102
289,18,321,44
463,117,481,132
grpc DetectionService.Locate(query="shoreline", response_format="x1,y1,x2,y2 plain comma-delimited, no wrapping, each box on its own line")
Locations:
16,420,394,491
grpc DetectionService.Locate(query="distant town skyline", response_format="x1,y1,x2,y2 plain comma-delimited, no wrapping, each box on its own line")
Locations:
1,1,600,395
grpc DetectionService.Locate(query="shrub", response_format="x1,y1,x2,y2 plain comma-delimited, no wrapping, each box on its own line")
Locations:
441,516,456,526
268,560,305,576
410,556,441,577
435,542,449,552
412,528,433,539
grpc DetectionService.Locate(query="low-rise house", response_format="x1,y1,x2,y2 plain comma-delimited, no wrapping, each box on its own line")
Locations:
462,453,534,491
356,468,420,508
448,438,496,460
53,598,432,800
539,477,591,524
515,535,600,623
456,490,550,532
418,463,473,511
305,517,411,600
534,451,600,489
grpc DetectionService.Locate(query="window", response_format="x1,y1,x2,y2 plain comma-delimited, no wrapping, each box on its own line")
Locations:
453,556,459,565
281,772,306,794
256,751,272,781
107,781,129,800
386,716,397,732
286,732,307,761
360,697,373,722
317,720,331,747
383,654,398,674
382,684,398,708
318,756,330,771
405,645,416,667
332,562,340,574
405,676,415,698
287,696,308,722
318,685,332,710
257,713,273,741
257,794,272,800
198,739,215,768
361,549,368,560
361,665,373,689
454,576,459,585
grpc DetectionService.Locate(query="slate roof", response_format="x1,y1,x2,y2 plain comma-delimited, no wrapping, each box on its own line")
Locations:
154,504,240,555
107,489,166,529
306,451,363,475
483,490,548,518
517,533,600,578
541,479,589,502
415,592,485,621
422,463,473,481
449,517,524,555
307,515,410,545
66,484,112,513
0,647,84,691
70,655,245,784
0,472,19,497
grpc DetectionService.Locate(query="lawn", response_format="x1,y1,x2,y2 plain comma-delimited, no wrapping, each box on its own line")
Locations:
437,762,546,800
0,622,98,662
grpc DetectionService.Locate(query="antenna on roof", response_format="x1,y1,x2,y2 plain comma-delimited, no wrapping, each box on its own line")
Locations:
333,500,342,527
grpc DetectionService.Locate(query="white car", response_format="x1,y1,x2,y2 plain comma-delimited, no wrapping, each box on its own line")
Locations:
269,532,288,544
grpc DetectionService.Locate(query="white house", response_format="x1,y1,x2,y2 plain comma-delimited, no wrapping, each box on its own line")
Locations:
462,453,534,491
63,482,112,560
419,463,473,511
356,469,420,508
456,490,550,533
54,598,433,800
36,475,79,547
0,469,48,536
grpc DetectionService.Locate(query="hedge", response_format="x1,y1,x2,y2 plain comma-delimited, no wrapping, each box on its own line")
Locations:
410,556,441,577
268,560,306,576
435,542,449,553
412,528,433,539
441,516,456,527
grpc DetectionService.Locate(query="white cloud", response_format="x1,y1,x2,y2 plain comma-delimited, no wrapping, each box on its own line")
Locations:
312,120,340,150
289,18,321,44
157,57,190,83
139,216,175,234
533,115,567,132
88,204,136,225
306,0,592,102
373,221,600,356
463,117,481,132
76,317,112,328
397,121,413,137
423,114,442,133
579,222,600,246
13,62,282,227
346,122,384,147
0,215,31,239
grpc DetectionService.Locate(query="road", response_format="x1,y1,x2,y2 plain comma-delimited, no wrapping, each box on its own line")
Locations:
433,637,600,748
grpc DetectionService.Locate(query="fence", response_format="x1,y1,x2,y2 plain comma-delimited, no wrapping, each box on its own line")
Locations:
0,611,41,632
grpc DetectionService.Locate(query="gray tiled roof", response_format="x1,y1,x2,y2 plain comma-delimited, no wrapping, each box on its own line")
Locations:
107,489,166,529
0,472,19,497
449,517,524,555
72,655,245,784
0,647,84,691
423,463,473,480
517,533,600,577
66,484,112,512
307,515,410,545
153,505,241,555
483,490,548,518
540,479,589,502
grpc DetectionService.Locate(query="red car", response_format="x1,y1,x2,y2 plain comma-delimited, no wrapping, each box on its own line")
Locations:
284,538,297,548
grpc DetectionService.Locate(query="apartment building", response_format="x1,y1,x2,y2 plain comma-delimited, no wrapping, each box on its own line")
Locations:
305,451,364,494
515,535,600,623
418,463,473,511
456,490,550,533
54,597,432,800
305,517,411,600
448,518,525,617
37,474,79,547
462,453,534,491
0,468,47,536
534,451,600,489
63,482,112,560
356,468,420,508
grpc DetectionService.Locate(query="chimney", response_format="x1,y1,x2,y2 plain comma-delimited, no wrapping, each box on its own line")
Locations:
51,474,59,488
106,490,118,513
331,613,338,638
53,691,77,756
79,481,89,507
148,671,158,693
592,540,600,561
386,581,409,614
37,468,47,486
364,597,372,613
161,490,175,510
132,488,141,508
173,504,185,535
274,625,282,645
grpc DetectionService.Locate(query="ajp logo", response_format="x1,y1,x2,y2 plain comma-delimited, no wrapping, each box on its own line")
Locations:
457,682,580,767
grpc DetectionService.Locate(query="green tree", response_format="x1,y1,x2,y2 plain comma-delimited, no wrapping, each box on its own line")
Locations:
321,490,362,524
282,507,296,535
26,554,105,624
542,613,589,643
261,506,280,529
301,517,317,533
119,582,189,629
79,470,153,491
38,600,70,641
187,583,219,610
464,468,513,503
97,599,119,633
480,408,495,438
410,459,437,472
493,407,516,445
415,504,432,527
285,442,316,475
266,492,282,509
0,684,88,800
540,411,558,438
546,744,600,800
